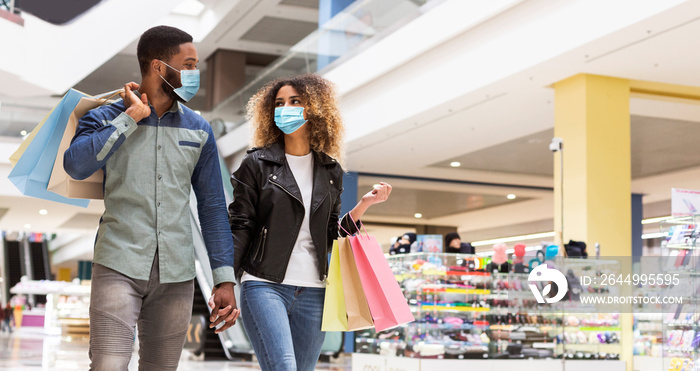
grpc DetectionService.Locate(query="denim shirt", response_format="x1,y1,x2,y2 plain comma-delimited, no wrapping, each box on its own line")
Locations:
64,97,234,285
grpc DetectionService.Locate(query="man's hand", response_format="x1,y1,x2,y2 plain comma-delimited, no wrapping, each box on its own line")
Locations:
120,82,150,122
208,282,240,333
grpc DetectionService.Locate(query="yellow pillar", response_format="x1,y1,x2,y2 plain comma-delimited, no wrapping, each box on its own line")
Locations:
57,268,72,282
553,74,632,371
553,73,631,254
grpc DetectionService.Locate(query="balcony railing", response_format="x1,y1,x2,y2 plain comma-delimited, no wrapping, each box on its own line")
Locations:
209,0,438,128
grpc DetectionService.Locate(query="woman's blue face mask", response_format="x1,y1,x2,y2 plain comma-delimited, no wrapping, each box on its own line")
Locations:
274,106,307,134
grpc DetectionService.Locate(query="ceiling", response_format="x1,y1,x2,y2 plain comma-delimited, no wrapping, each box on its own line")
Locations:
429,115,700,179
1,0,700,253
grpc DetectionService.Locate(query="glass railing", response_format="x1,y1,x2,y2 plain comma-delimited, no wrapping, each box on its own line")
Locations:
0,0,12,12
209,0,438,127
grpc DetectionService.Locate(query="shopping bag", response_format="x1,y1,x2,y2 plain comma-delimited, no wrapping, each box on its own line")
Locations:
46,90,120,200
9,105,58,166
348,226,415,332
321,240,348,331
338,236,374,330
7,89,92,207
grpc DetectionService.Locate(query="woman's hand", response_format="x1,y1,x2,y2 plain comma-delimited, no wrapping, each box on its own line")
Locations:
360,182,392,205
349,182,392,222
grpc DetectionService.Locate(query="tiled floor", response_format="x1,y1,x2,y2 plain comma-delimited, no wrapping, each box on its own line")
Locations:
0,328,352,370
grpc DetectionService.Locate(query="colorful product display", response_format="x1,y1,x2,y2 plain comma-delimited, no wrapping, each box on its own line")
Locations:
354,252,622,360
661,217,700,371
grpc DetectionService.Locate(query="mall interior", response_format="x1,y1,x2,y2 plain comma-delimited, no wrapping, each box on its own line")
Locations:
2,0,700,370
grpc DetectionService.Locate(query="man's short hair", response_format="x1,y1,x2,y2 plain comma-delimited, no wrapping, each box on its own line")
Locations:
137,25,193,75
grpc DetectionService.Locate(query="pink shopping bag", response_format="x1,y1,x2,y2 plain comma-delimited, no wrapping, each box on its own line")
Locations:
348,225,415,332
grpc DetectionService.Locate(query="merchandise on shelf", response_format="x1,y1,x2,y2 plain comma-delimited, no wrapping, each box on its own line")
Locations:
354,252,623,360
660,216,699,371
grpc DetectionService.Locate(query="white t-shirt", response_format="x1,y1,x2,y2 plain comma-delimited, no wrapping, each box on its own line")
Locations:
241,152,324,287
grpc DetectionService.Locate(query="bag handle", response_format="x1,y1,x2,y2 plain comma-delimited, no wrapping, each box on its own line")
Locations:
95,89,124,105
337,219,352,236
347,213,369,238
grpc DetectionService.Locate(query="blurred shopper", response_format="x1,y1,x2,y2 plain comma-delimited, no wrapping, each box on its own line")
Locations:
226,74,392,371
445,232,475,254
64,25,238,370
1,302,12,333
389,235,409,254
391,233,416,254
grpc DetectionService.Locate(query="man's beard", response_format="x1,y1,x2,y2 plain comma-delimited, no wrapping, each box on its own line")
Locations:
160,68,185,103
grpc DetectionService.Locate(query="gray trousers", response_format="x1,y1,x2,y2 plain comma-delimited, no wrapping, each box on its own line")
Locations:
89,252,194,371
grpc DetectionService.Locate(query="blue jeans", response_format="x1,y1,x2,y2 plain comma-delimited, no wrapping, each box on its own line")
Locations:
241,281,326,371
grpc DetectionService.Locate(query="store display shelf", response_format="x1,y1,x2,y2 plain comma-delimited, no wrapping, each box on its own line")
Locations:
397,271,490,278
491,273,531,279
418,288,491,295
664,347,697,354
563,326,621,332
557,343,622,351
663,268,700,275
417,305,490,312
664,322,700,328
411,323,487,330
665,244,697,250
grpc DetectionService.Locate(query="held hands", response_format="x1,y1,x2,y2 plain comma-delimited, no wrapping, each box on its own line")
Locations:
208,282,241,333
361,182,392,206
120,82,150,123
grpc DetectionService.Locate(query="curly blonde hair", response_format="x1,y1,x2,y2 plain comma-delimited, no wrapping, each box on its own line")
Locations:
247,74,345,165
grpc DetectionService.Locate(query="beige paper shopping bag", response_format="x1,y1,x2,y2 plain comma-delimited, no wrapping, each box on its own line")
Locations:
338,236,374,330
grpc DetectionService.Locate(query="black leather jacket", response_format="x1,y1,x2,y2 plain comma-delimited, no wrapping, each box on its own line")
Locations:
228,141,360,283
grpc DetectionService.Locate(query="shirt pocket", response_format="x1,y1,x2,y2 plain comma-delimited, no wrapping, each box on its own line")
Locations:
173,133,204,176
178,140,201,148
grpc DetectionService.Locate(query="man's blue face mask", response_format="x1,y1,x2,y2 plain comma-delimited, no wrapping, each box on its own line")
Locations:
158,60,200,102
274,106,307,134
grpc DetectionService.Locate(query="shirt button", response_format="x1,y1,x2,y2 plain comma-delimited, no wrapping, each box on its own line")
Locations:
158,175,162,180
157,202,161,207
330,180,334,184
272,175,277,180
157,145,162,150
158,231,162,236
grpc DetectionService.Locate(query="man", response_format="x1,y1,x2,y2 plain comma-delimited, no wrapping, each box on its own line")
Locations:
444,232,475,254
64,25,239,370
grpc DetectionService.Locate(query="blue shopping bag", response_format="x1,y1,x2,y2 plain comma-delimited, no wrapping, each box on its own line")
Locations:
7,89,91,207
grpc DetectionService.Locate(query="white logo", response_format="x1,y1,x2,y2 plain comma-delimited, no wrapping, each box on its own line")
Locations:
528,264,568,304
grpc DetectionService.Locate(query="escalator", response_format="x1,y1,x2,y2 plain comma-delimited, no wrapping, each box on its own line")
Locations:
3,239,23,302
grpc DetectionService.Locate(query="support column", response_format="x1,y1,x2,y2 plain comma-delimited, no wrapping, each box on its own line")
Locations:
205,49,246,110
553,74,631,254
553,74,632,371
631,193,643,263
340,171,358,353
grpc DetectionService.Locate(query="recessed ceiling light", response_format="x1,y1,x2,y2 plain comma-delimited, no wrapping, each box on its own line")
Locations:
171,0,205,16
24,224,31,229
39,209,48,215
450,161,461,167
20,130,28,136
414,213,423,218
507,194,516,200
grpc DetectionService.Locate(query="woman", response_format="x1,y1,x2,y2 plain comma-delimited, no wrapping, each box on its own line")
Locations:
226,74,391,370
